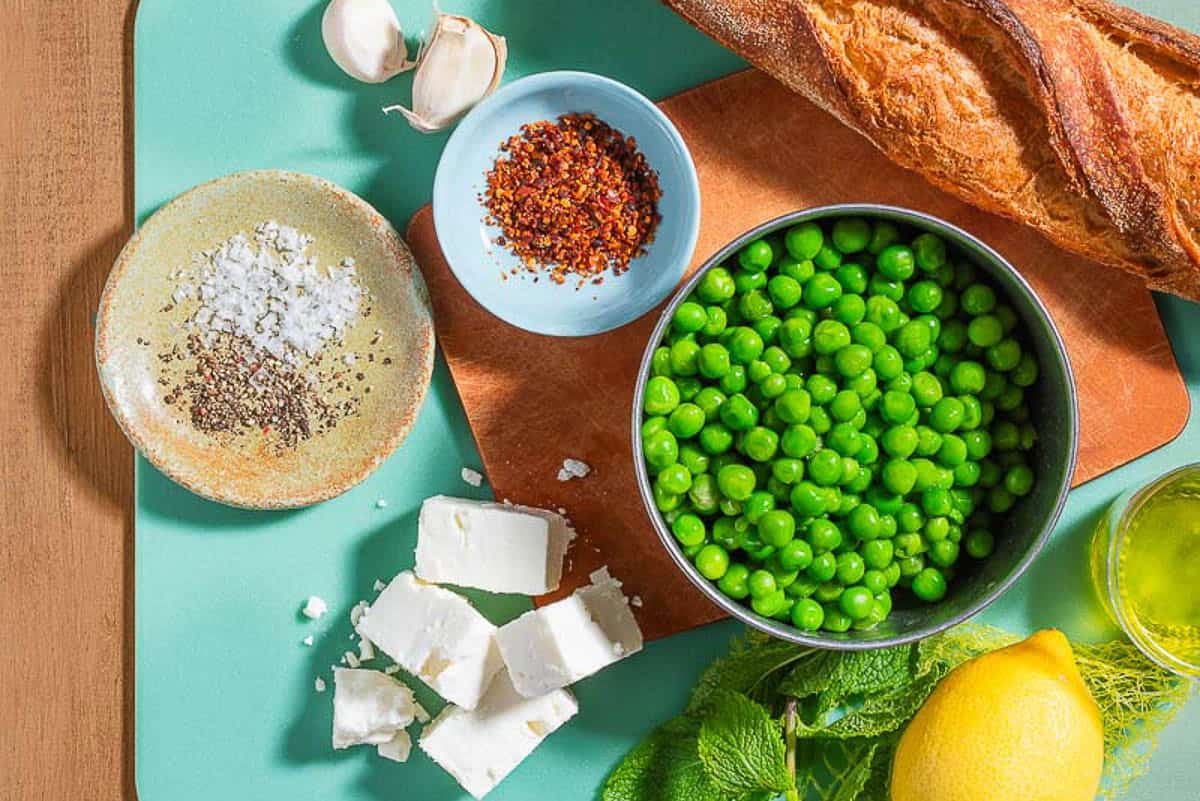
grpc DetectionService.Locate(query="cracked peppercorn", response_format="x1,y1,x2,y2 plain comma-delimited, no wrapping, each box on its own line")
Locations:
483,113,663,285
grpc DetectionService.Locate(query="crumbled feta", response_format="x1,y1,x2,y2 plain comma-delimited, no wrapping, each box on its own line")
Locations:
349,600,370,627
358,637,376,662
373,579,387,592
415,496,574,595
356,571,502,710
302,596,328,620
376,498,389,509
332,668,418,749
315,677,327,693
461,467,484,487
419,671,578,799
384,664,401,675
497,567,643,697
631,595,644,608
343,650,361,668
556,458,591,482
414,703,431,723
377,730,412,763
302,635,315,647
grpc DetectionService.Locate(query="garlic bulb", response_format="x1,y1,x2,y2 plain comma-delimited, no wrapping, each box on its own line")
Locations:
382,9,507,133
322,0,415,84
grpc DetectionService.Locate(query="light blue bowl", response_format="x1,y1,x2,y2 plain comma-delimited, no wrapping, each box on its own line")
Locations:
432,71,701,337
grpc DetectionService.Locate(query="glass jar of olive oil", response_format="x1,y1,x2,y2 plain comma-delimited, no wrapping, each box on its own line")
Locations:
1091,464,1200,678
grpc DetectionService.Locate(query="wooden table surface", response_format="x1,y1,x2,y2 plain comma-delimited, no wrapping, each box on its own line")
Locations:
1,1,138,798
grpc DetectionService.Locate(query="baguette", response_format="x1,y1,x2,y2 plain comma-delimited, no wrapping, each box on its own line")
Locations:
664,0,1200,300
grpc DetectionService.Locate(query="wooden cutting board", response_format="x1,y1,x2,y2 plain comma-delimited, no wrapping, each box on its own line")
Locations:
405,69,1189,641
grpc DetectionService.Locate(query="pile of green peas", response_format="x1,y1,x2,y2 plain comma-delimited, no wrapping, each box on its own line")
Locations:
640,216,1040,634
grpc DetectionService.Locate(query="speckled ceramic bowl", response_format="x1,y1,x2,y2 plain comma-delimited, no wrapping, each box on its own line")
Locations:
96,171,435,509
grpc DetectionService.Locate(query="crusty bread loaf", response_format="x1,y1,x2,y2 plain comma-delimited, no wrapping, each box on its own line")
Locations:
664,0,1200,300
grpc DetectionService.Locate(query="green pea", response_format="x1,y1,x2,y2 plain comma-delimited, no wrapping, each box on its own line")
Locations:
717,563,751,599
960,283,996,315
698,423,733,455
911,371,944,407
719,393,759,432
741,426,779,462
667,403,705,438
777,318,813,359
694,544,730,579
986,338,1022,372
907,280,943,314
993,420,1020,451
697,343,731,380
831,217,871,253
877,390,914,425
780,424,818,459
839,586,875,620
752,315,782,345
845,503,882,541
938,319,968,353
895,320,933,358
912,233,947,272
828,390,861,423
779,255,816,284
688,473,719,514
865,220,899,254
807,521,842,556
773,390,812,425
803,273,842,309
761,346,791,374
791,598,824,631
785,223,824,260
813,244,843,271
806,374,839,405
758,509,797,547
778,538,814,572
738,289,774,322
812,319,851,355
654,484,682,512
643,429,679,470
672,513,706,547
702,305,728,337
1011,353,1039,387
697,266,736,303
911,567,948,602
673,301,707,334
738,239,773,271
877,244,916,281
692,387,726,422
808,448,843,487
766,274,802,310
1004,464,1034,496
872,345,904,381
748,569,777,599
987,485,1016,513
642,416,667,439
833,293,867,326
929,397,965,433
727,327,765,364
656,463,693,495
836,263,869,294
953,461,981,487
719,364,748,395
967,315,1003,348
881,459,918,495
869,274,906,303
865,295,903,332
965,529,995,559
643,375,681,415
789,480,826,517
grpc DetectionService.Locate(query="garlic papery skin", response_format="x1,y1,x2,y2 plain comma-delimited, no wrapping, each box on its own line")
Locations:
382,12,507,133
322,0,414,84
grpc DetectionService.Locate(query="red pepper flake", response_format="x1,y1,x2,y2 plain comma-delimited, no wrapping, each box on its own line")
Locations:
483,113,663,285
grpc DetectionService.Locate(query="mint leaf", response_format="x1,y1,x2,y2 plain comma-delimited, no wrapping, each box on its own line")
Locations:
602,716,723,801
780,646,914,713
798,672,940,739
689,633,815,711
802,737,894,801
697,690,793,797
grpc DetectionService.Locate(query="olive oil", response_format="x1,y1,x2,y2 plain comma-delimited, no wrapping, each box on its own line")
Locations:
1092,465,1200,677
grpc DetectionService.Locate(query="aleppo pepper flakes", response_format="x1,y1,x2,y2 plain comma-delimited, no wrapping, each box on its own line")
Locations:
483,113,663,285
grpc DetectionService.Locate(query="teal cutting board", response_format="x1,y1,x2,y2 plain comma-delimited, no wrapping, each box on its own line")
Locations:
133,2,1199,799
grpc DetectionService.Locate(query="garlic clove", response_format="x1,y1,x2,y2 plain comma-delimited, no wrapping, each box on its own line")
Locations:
382,10,507,133
322,0,415,84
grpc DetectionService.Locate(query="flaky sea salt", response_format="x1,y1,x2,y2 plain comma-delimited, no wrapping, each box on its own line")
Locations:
179,222,363,363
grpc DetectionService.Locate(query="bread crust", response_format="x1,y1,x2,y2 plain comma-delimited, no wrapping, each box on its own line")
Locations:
665,0,1200,299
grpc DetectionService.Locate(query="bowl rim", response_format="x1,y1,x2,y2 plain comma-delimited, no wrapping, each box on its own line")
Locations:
431,69,702,337
632,203,1079,649
94,169,436,510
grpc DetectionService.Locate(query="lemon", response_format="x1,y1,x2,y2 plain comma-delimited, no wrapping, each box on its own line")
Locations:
891,629,1103,801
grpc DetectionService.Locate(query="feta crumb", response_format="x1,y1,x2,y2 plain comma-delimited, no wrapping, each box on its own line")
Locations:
373,579,387,592
461,466,484,487
383,664,401,675
377,730,412,763
315,677,327,693
332,668,418,750
631,595,643,608
302,635,315,646
376,498,389,509
358,637,376,662
557,507,567,516
349,600,370,627
414,703,431,723
556,458,592,482
343,650,361,668
302,596,328,620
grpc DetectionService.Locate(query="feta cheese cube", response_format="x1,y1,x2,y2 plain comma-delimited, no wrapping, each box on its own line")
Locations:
415,496,574,595
356,571,502,709
419,671,578,800
496,567,643,697
331,668,417,749
301,595,328,620
377,730,412,763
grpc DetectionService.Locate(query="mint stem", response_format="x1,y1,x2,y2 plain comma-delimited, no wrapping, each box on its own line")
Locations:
784,698,799,801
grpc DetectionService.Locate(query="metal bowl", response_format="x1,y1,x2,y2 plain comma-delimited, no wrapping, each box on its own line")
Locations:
633,205,1078,648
